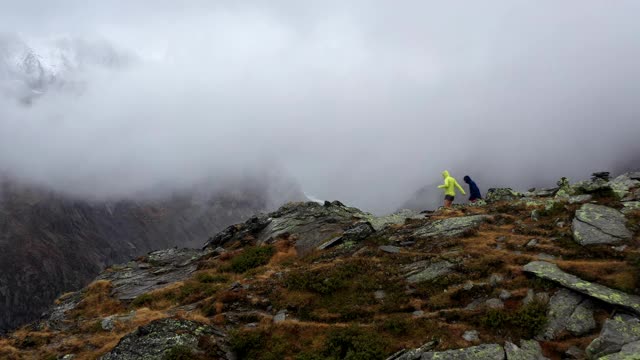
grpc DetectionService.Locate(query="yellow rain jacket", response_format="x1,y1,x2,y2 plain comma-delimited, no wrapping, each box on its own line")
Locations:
438,170,466,197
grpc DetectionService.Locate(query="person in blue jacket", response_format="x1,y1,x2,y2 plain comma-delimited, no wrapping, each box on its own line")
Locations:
463,175,482,202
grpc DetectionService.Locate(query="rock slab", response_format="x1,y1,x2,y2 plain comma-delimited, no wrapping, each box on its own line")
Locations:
523,261,640,316
572,204,632,245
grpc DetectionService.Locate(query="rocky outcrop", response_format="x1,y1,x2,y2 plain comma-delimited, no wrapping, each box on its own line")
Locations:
586,314,640,359
205,201,373,254
421,344,505,359
523,261,640,316
505,340,548,360
412,215,491,239
621,201,640,214
96,248,204,301
486,188,523,203
101,318,230,360
404,260,454,283
598,340,640,359
572,204,632,245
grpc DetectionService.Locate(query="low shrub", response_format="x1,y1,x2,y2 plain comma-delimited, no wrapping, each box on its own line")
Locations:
229,246,275,273
478,300,548,338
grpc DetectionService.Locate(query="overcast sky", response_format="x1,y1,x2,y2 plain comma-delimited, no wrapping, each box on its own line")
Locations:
1,1,639,213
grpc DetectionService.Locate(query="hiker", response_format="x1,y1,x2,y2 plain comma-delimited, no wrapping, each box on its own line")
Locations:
463,175,482,202
438,170,466,208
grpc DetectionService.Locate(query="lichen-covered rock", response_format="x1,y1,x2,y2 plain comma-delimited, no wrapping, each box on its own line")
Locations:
505,340,549,360
621,201,640,214
598,340,640,359
366,209,421,231
97,248,204,301
572,204,632,245
609,173,640,200
566,299,596,336
386,341,438,360
523,261,640,316
404,260,454,283
539,289,583,340
486,188,523,203
568,194,593,204
421,343,505,359
586,314,640,359
101,318,230,360
413,215,491,239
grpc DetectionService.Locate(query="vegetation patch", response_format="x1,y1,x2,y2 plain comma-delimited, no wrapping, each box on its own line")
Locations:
228,246,275,273
477,300,548,338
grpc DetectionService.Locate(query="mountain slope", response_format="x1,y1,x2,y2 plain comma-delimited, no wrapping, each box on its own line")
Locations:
1,172,639,359
0,177,304,332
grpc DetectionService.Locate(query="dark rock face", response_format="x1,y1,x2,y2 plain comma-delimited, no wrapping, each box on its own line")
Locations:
101,318,230,360
0,179,299,332
586,314,640,359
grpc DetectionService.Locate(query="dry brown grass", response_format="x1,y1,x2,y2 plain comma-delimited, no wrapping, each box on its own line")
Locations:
72,280,125,319
556,259,638,292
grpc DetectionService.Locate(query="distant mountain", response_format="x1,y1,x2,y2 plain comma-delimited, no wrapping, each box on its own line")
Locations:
0,175,304,332
0,33,130,104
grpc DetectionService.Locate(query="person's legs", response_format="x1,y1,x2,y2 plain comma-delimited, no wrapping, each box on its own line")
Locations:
444,195,454,208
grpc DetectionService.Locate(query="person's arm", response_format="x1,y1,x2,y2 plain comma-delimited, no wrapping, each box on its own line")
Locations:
455,180,466,195
437,179,447,189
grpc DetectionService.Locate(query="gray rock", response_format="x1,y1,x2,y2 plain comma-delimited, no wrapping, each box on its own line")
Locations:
586,314,640,359
572,204,632,245
568,194,593,204
101,318,230,360
317,235,344,250
206,201,374,255
412,310,424,317
566,300,596,336
413,215,491,239
405,260,454,284
499,290,512,301
564,346,585,359
367,209,420,231
523,289,550,306
375,290,387,300
612,245,628,253
379,245,401,254
386,341,438,360
526,239,538,248
598,340,640,359
610,173,640,199
489,274,504,287
421,343,505,359
462,330,479,342
539,289,583,340
486,188,523,202
531,210,540,222
621,201,640,214
485,298,504,309
523,261,640,316
505,340,549,360
98,248,204,301
273,310,287,323
536,253,556,261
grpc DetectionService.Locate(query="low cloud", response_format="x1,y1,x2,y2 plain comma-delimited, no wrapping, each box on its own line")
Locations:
1,1,639,213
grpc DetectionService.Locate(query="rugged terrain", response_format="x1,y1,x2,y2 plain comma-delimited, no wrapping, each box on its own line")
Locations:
1,172,640,359
0,177,303,332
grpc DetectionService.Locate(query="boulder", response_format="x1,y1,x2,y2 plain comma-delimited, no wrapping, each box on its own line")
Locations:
523,261,640,316
566,300,596,336
379,245,401,254
539,289,583,340
621,201,640,214
413,215,491,239
101,318,230,360
386,341,438,360
568,194,593,204
572,204,632,245
586,314,640,359
366,209,421,231
404,260,454,283
486,188,523,202
609,173,640,199
505,340,549,360
598,340,640,359
421,344,505,359
463,330,479,342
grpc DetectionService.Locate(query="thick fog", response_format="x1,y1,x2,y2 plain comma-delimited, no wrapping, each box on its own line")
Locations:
1,1,639,213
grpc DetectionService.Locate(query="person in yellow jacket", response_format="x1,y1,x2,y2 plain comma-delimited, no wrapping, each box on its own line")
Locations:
438,170,466,208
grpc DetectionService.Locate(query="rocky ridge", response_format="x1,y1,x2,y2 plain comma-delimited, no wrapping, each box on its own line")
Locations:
1,172,639,359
